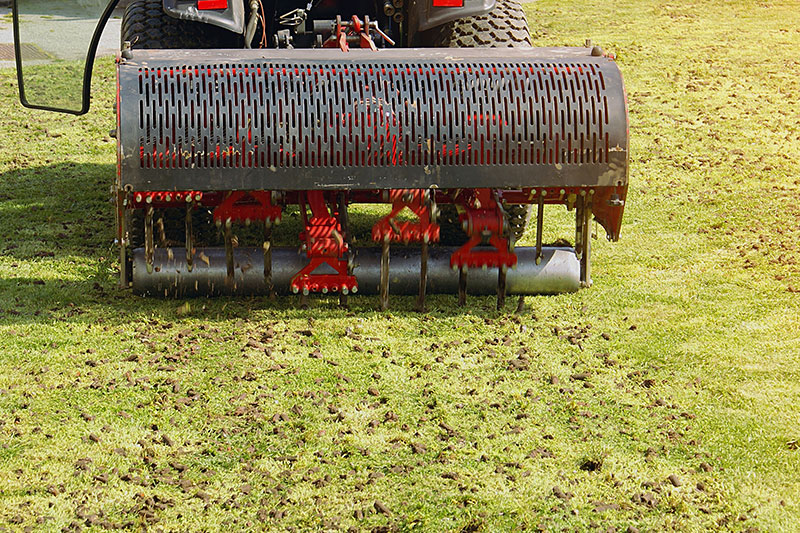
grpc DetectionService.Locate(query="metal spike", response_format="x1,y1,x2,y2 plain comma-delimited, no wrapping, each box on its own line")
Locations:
497,264,507,310
515,296,525,314
535,192,544,265
264,219,273,295
379,239,390,311
144,207,154,274
224,222,234,285
416,239,429,312
156,215,167,247
185,204,194,273
458,266,467,307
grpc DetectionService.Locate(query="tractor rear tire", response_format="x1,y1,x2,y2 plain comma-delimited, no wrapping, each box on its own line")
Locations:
121,0,239,49
122,0,235,250
428,0,533,243
429,0,532,48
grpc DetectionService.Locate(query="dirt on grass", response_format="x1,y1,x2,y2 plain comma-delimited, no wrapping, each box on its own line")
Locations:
1,0,799,532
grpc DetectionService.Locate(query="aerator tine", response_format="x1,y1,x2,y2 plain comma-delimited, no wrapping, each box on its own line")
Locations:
337,192,352,308
144,206,154,274
263,219,273,296
575,195,584,262
115,47,627,301
458,266,468,307
371,188,440,311
185,202,194,273
415,191,436,312
223,219,234,286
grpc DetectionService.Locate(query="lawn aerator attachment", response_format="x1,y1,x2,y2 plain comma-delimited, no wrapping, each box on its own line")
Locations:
12,0,629,309
117,47,627,308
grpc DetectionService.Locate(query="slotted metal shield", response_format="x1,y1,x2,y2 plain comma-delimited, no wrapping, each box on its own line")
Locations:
118,48,628,191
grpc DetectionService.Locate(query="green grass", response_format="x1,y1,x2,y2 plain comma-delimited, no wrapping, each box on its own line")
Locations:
1,1,799,531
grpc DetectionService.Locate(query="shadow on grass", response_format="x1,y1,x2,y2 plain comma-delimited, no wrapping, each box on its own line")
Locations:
0,162,114,259
0,163,516,325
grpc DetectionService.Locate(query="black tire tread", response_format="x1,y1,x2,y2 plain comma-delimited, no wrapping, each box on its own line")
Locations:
506,203,532,241
431,0,532,48
121,0,238,49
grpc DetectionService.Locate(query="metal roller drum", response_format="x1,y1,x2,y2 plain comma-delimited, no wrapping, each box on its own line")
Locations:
132,246,580,297
118,47,628,192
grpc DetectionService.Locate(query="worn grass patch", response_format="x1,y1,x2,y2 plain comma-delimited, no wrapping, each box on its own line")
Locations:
1,0,799,531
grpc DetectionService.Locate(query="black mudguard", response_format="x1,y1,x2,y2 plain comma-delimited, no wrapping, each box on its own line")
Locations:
408,0,495,42
163,0,245,34
410,0,495,31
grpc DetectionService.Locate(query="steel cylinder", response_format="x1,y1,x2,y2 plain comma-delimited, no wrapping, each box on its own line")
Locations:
131,246,580,297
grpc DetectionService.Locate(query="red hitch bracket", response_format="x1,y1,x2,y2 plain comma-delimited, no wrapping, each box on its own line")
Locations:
450,189,517,270
212,191,282,226
291,191,357,295
372,189,440,244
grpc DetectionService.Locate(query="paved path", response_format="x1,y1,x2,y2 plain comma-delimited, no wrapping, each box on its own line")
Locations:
0,4,122,68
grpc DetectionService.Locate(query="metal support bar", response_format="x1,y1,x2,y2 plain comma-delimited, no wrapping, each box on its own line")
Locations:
458,266,467,307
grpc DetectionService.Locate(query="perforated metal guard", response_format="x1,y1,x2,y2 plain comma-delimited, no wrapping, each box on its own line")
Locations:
118,48,628,191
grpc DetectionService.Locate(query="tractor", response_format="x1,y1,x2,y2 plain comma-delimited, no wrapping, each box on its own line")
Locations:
11,0,628,309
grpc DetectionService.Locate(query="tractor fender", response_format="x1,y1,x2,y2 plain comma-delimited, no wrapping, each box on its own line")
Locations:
408,0,495,37
162,0,245,34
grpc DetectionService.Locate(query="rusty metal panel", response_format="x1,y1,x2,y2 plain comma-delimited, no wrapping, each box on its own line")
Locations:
118,47,628,191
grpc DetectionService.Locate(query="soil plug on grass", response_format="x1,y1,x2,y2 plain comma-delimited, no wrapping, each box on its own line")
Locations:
668,474,683,487
553,486,572,501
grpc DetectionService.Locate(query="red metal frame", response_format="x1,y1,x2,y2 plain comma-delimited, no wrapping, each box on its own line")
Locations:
290,191,357,295
450,189,517,270
123,184,626,295
213,191,282,225
371,189,440,244
126,185,625,241
324,15,378,52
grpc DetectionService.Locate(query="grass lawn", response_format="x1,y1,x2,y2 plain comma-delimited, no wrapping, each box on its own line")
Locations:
1,0,799,531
